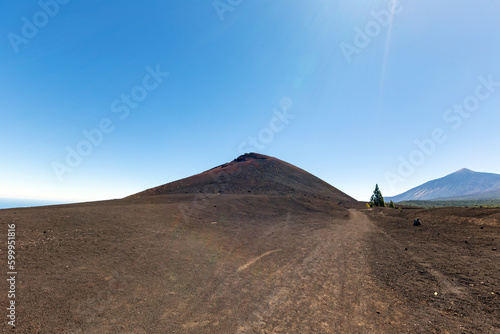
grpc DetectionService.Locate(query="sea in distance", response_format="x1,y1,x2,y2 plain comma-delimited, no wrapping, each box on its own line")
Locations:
0,198,72,210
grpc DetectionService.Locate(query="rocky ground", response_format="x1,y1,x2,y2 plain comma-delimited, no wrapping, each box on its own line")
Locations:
0,195,498,333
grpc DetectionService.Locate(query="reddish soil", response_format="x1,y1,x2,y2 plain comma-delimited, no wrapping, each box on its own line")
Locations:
131,153,356,203
365,206,500,333
0,155,498,333
0,196,498,333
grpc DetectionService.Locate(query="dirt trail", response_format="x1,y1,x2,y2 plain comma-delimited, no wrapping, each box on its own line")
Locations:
236,209,409,333
5,197,496,333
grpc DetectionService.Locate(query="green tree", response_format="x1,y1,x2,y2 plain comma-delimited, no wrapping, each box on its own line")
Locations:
369,184,386,207
389,200,395,209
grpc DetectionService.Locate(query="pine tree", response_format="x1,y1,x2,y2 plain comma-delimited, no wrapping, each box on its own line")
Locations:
369,184,386,207
389,200,395,209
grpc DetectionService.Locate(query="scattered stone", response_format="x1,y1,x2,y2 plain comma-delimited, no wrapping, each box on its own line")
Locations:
413,218,422,226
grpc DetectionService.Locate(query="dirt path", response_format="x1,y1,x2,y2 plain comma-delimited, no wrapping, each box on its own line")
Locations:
6,198,496,333
236,209,409,333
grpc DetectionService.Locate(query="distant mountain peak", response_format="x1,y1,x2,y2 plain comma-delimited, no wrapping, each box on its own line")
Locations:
388,168,500,202
456,168,473,173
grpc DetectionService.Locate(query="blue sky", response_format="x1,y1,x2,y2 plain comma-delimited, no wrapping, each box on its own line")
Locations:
1,0,499,202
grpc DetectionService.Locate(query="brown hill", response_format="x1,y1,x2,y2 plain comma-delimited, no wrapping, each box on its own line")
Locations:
130,152,356,203
4,156,498,333
1,195,499,332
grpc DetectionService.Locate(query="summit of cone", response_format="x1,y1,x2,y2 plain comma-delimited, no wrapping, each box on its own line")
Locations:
131,153,356,202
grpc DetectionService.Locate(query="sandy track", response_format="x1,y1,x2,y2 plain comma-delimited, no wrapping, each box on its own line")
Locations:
2,198,498,333
235,210,408,333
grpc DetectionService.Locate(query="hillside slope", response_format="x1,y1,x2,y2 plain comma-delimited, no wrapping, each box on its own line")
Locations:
131,153,356,202
388,168,500,202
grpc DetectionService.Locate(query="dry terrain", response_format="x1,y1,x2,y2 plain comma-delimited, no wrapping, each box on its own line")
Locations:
1,154,499,333
0,195,499,333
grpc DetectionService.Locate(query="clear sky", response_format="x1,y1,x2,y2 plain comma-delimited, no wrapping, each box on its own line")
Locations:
1,0,499,202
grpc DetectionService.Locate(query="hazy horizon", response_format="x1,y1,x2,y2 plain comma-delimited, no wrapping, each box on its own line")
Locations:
1,163,497,208
0,197,74,210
